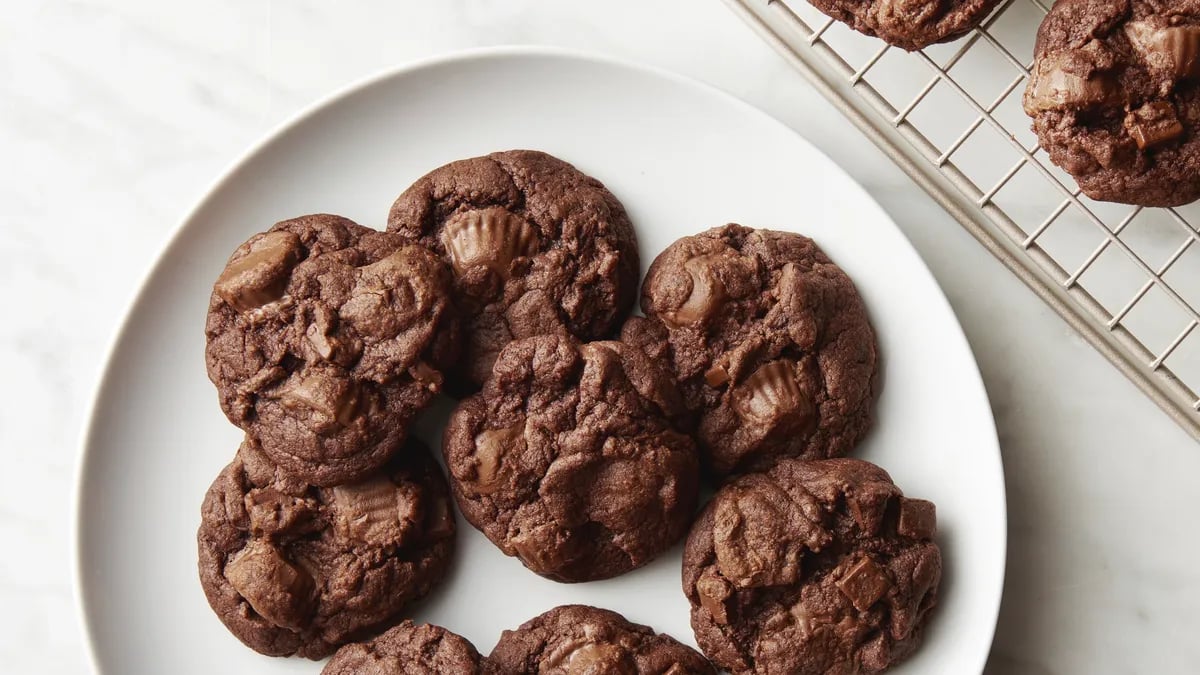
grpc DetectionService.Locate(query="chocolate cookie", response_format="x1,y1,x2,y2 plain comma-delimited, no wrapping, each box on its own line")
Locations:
1024,1,1200,206
205,214,459,486
197,437,455,659
387,150,639,388
682,458,941,675
806,0,1001,51
442,333,699,582
487,605,715,674
322,620,483,674
627,224,877,479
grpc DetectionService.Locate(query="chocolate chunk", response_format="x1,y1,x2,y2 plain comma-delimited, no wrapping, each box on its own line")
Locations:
330,477,422,549
837,557,892,612
695,569,733,625
542,640,634,675
704,363,731,387
509,521,576,576
224,539,315,630
898,497,937,540
1125,21,1200,81
244,488,316,537
1125,100,1185,150
280,371,360,428
731,359,813,433
663,254,730,327
471,423,525,494
214,230,302,312
1024,48,1119,113
440,207,540,281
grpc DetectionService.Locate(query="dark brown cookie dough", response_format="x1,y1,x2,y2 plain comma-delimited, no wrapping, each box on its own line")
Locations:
387,150,639,388
682,458,941,675
1024,1,1200,206
322,620,483,675
628,224,878,479
197,437,456,659
487,605,715,674
205,214,459,486
442,333,699,582
806,0,1001,51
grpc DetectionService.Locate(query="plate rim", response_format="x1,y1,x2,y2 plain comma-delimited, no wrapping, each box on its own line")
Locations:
71,44,1007,673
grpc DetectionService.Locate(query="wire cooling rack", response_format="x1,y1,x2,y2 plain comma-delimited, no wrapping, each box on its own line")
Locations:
726,0,1200,440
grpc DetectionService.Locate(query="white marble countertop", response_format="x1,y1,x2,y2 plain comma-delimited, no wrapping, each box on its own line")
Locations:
4,1,1197,672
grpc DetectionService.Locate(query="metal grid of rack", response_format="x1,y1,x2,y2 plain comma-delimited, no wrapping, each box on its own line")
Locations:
726,0,1200,440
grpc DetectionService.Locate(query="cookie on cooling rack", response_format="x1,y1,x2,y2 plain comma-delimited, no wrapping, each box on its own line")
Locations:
442,333,700,582
624,224,878,479
387,150,640,389
487,605,715,674
205,214,459,486
1024,1,1200,206
322,620,484,675
682,458,941,675
806,0,1002,51
197,437,455,659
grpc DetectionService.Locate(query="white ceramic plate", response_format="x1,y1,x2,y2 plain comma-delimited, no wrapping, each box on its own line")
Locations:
74,47,1005,674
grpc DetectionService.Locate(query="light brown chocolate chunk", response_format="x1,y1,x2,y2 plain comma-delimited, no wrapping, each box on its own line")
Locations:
542,640,635,675
471,423,525,494
695,569,733,625
664,254,730,327
1125,21,1200,80
329,477,422,548
440,206,540,281
1023,48,1119,113
837,557,892,612
1125,100,1185,150
731,359,813,433
280,371,360,429
224,539,314,630
898,497,937,540
704,364,731,387
214,230,302,312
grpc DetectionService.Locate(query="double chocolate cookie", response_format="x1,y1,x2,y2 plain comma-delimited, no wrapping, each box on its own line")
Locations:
488,605,715,674
682,458,941,674
322,620,484,674
205,214,459,486
388,150,639,388
443,333,700,582
626,224,878,479
1024,1,1200,206
807,0,1001,51
197,437,455,659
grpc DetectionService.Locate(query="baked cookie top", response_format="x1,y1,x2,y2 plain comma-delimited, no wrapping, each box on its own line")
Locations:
205,214,459,486
197,437,455,659
807,0,1001,51
682,458,941,675
487,605,715,674
322,620,483,675
442,334,699,582
1024,0,1200,206
387,150,639,388
628,224,877,478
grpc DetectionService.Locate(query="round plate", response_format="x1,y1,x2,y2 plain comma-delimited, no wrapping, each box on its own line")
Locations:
74,47,1005,673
